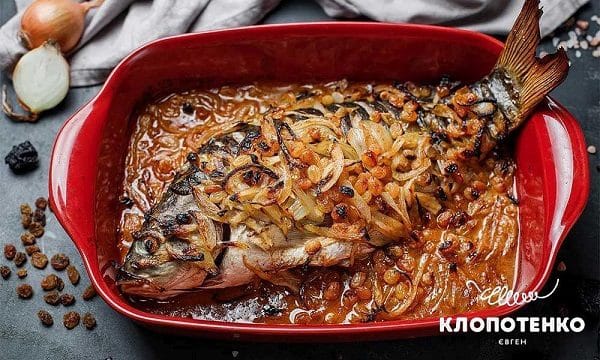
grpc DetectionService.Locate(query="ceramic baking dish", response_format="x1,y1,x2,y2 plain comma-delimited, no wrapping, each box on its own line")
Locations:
49,22,589,341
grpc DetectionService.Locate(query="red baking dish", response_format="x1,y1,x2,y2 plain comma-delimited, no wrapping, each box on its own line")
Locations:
48,22,589,341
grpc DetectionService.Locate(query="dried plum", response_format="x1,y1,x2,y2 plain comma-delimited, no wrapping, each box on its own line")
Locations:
4,141,39,174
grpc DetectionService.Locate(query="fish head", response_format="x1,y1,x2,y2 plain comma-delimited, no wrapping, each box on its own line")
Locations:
118,227,214,299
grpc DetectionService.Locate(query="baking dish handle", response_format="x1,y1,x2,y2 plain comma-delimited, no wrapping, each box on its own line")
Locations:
545,99,590,253
49,100,99,257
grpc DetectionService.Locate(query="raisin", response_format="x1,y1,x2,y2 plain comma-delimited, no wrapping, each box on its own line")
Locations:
38,310,54,326
4,141,39,174
33,209,46,226
17,283,33,299
29,222,44,238
50,253,70,271
175,213,192,225
44,290,60,306
21,213,32,228
339,185,355,197
82,285,96,300
4,244,16,260
20,203,32,215
66,265,80,285
82,313,97,330
444,163,458,174
63,311,80,329
20,231,36,245
56,277,64,291
16,268,27,278
25,245,40,256
60,293,75,306
0,265,11,279
14,252,27,267
35,197,48,210
31,252,48,269
41,274,60,291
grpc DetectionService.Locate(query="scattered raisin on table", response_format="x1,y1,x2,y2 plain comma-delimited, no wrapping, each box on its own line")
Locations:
14,252,27,267
31,252,48,269
33,209,46,226
50,253,70,271
43,290,60,306
25,245,40,256
82,285,97,301
28,222,44,238
66,265,80,285
0,265,11,279
82,313,97,330
4,244,16,260
20,203,32,216
16,268,27,278
56,277,64,291
63,311,80,329
17,283,33,299
4,141,39,174
41,274,60,291
35,197,48,210
20,232,36,245
38,310,53,326
60,293,75,306
20,213,32,229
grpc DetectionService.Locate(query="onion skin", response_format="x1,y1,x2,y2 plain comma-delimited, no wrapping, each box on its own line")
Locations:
20,0,103,53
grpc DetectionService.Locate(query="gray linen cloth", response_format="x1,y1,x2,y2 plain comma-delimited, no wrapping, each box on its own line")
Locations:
0,0,588,87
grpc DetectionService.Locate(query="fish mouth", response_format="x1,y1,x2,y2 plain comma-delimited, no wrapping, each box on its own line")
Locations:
117,262,208,300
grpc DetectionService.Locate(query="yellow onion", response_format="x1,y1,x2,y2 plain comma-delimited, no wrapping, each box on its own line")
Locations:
20,0,103,52
2,41,69,122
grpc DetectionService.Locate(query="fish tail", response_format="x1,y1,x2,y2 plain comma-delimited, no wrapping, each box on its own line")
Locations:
494,0,569,125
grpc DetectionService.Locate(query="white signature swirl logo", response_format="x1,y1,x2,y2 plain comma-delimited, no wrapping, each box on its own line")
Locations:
466,279,560,306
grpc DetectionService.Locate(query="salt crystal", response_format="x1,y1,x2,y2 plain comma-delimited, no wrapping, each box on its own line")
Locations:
539,51,548,58
552,37,560,47
586,35,593,42
575,50,581,58
576,20,589,30
592,15,598,21
575,28,582,36
232,351,239,358
581,41,589,49
594,50,600,57
588,145,597,154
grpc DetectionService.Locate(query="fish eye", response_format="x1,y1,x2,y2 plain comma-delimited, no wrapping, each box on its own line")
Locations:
143,237,160,254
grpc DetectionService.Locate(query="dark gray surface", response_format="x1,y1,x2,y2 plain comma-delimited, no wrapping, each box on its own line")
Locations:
0,1,598,359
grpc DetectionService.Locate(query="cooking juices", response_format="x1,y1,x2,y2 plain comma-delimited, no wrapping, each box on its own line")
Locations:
118,82,519,324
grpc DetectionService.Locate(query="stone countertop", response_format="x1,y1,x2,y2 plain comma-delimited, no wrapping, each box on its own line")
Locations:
0,1,598,359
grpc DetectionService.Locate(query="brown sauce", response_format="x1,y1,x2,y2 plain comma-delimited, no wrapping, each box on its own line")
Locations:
119,82,519,324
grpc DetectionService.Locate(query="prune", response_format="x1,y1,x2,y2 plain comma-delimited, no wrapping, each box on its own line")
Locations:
4,141,39,174
63,311,80,329
50,253,69,270
38,310,53,326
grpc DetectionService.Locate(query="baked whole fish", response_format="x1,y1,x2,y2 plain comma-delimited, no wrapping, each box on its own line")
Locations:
118,0,568,299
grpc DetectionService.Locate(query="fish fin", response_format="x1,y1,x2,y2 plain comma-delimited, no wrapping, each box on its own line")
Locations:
495,0,569,124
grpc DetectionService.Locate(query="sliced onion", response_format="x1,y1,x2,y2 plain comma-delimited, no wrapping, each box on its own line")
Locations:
4,42,69,121
347,127,366,156
392,158,431,182
317,144,344,193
